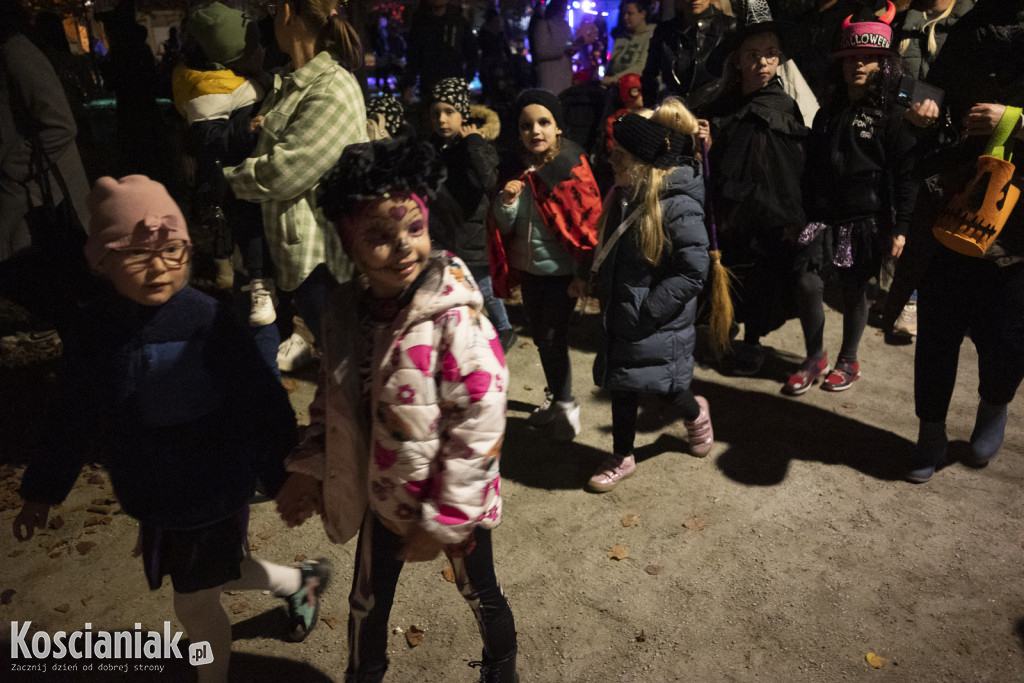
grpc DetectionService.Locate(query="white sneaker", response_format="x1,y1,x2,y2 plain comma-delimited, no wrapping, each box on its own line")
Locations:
549,399,581,442
243,278,277,327
276,332,313,373
894,300,917,338
527,391,557,426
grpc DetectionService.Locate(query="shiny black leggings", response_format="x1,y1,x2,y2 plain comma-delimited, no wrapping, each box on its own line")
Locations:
345,513,517,681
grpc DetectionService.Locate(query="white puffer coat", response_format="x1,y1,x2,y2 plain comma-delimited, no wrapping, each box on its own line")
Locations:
286,252,508,545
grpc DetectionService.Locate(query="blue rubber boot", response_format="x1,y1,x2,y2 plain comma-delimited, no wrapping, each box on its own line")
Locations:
967,399,1007,467
907,421,947,483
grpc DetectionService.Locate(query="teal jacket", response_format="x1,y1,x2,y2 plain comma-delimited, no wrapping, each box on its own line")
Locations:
493,179,576,276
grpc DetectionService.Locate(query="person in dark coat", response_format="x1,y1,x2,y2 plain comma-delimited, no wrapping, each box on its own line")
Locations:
699,9,810,376
579,99,711,493
640,0,736,108
886,0,1024,483
426,77,516,351
785,4,918,397
401,0,478,103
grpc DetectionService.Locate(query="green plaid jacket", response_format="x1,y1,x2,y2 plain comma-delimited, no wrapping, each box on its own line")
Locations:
225,51,367,291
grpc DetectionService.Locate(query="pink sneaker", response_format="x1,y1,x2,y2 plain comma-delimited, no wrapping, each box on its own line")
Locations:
586,453,636,493
684,396,714,457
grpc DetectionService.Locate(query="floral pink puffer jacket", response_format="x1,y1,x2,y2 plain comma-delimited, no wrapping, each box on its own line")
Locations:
286,252,508,545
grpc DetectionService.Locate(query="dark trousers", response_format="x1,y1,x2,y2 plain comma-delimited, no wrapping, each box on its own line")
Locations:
291,263,338,347
611,389,700,455
519,271,577,401
915,249,1024,422
346,513,517,680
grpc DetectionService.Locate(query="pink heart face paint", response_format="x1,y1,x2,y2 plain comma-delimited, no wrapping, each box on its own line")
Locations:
353,195,432,298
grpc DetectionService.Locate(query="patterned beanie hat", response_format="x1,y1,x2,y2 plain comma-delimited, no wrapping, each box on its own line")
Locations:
85,175,190,268
429,77,471,119
366,95,405,138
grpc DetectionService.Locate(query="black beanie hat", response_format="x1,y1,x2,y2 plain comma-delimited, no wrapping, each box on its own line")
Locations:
516,89,565,131
613,113,694,170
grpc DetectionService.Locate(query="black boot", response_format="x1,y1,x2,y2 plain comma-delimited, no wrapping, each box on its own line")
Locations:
469,645,519,683
344,661,387,683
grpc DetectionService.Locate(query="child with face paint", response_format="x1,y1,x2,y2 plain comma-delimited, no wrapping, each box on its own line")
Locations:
490,89,601,443
275,138,519,682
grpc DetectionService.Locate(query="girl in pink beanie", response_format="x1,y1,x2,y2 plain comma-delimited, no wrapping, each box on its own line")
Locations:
14,175,328,683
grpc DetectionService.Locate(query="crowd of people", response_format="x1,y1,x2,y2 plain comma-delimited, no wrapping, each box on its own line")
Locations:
3,0,1023,681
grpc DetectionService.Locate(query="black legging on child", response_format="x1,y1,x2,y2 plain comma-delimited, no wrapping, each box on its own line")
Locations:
346,513,517,680
518,271,577,401
915,249,1024,423
796,269,870,361
611,389,700,455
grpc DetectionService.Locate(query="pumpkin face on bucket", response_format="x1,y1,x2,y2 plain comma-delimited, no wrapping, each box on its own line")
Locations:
933,155,1021,257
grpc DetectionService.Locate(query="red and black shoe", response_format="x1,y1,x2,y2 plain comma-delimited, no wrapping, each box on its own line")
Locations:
782,354,830,396
823,358,860,392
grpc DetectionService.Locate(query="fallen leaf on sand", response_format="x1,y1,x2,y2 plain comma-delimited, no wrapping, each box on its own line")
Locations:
406,625,425,647
48,516,65,530
608,545,629,560
2,589,14,604
866,652,884,668
683,517,705,531
229,601,248,615
54,603,70,613
644,565,663,576
257,530,274,540
523,385,532,391
81,595,94,606
442,563,456,583
75,541,96,555
620,513,639,528
281,378,299,394
321,614,338,630
842,402,857,410
294,554,307,563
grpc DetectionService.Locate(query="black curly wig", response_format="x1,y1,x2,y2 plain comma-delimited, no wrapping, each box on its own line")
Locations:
317,137,446,223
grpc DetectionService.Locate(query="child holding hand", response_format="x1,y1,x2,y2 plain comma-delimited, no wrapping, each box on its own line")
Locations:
11,176,328,683
275,138,518,683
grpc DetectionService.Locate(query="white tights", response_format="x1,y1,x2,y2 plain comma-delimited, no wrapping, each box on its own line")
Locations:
173,558,301,683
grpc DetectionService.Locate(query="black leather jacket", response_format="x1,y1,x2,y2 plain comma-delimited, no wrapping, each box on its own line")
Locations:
641,6,735,107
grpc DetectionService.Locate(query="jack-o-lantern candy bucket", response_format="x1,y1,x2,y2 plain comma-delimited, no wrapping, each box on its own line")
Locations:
933,107,1023,258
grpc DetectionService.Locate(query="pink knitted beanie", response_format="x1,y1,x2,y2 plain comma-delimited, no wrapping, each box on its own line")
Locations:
85,175,190,268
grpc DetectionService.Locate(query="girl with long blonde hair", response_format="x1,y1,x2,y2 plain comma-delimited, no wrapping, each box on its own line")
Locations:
581,97,714,492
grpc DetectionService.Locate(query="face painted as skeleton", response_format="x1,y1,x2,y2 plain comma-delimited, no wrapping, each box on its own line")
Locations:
350,194,432,297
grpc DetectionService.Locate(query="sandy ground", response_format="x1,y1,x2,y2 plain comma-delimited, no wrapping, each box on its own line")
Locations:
1,297,1023,683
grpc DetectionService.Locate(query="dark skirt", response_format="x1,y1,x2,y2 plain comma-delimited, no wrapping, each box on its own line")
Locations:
797,216,886,289
140,506,250,594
